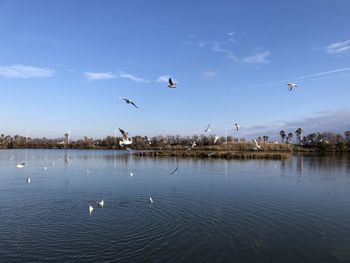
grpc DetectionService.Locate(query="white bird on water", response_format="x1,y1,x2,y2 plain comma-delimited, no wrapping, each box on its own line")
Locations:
26,177,31,184
168,78,177,88
118,128,133,146
98,200,104,208
204,124,211,133
149,197,154,204
16,162,26,168
119,97,138,109
287,83,298,91
129,172,134,177
234,123,240,131
214,136,220,144
89,205,94,214
253,138,261,150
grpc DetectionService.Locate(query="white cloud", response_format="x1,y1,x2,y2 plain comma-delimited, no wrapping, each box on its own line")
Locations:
202,70,217,78
84,72,116,80
242,50,271,64
118,71,149,83
326,39,350,55
0,64,54,78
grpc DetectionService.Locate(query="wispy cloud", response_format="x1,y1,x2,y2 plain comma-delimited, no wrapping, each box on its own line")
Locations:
157,75,179,83
212,42,270,65
84,72,116,80
118,71,149,83
326,39,350,55
240,109,350,139
242,50,271,64
295,67,350,80
250,66,350,88
212,42,239,62
0,64,54,78
202,70,218,78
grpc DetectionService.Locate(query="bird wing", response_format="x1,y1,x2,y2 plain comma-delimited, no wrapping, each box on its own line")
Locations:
169,166,179,175
130,101,138,109
119,128,129,140
253,138,259,147
169,78,174,85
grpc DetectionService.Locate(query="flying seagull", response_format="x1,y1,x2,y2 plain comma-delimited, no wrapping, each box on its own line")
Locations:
119,128,133,146
149,197,154,204
287,83,298,91
188,141,197,150
16,162,26,168
204,124,211,133
214,136,220,144
168,78,177,88
26,177,31,184
119,97,138,109
253,138,261,150
234,123,240,131
89,205,94,214
169,166,179,175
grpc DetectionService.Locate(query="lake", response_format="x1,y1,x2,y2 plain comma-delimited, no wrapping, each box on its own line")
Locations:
0,149,349,262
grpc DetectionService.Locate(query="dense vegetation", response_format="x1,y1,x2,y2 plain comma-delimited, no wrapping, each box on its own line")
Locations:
0,129,349,152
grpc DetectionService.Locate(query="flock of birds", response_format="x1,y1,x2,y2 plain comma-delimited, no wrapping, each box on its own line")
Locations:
14,78,296,214
118,78,298,149
14,149,180,214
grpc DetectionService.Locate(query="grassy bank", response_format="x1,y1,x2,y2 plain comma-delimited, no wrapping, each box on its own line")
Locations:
134,142,292,160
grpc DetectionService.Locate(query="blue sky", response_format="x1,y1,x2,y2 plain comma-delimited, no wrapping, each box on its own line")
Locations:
0,0,350,139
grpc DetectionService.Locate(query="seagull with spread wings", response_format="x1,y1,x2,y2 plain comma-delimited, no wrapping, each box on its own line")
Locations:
168,78,177,88
234,123,240,131
204,124,211,133
287,83,298,91
119,97,138,109
119,128,133,146
253,138,261,150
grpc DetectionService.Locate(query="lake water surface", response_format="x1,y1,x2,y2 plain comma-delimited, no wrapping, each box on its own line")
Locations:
0,149,350,262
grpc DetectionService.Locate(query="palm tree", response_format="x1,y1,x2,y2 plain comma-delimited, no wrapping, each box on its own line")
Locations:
345,131,350,142
279,130,286,143
286,132,293,144
295,128,303,144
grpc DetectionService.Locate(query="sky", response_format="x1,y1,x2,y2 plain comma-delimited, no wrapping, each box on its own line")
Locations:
0,0,350,139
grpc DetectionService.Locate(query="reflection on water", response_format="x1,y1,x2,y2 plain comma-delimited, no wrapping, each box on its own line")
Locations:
0,149,349,262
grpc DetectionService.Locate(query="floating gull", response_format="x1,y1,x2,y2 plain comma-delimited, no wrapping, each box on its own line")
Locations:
98,200,104,208
234,123,240,131
86,169,90,174
149,197,154,204
26,177,31,184
16,162,26,168
253,138,261,150
214,136,220,144
129,172,134,177
44,166,47,171
204,124,211,133
89,205,94,214
169,166,179,175
119,128,133,146
119,97,138,109
287,83,298,91
168,78,177,88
